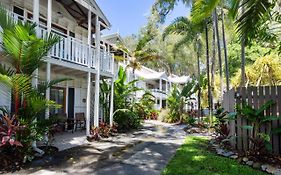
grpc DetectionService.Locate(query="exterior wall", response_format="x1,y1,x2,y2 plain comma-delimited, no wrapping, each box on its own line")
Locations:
38,69,88,117
0,83,11,111
1,0,88,41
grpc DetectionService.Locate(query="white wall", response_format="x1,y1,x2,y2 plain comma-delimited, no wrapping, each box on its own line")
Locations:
1,0,89,41
39,68,88,117
0,83,11,112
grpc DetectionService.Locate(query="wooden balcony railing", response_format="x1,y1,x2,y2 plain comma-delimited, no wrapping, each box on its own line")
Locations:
7,11,114,74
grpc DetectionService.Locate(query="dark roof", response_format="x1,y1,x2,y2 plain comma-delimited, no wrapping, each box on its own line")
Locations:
56,0,110,32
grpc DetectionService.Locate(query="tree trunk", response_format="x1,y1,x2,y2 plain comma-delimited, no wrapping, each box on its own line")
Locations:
241,6,246,87
205,25,212,117
214,8,224,102
211,16,216,109
221,8,230,91
241,38,246,87
196,49,201,121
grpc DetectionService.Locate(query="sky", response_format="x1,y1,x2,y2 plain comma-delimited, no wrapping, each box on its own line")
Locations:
96,0,190,37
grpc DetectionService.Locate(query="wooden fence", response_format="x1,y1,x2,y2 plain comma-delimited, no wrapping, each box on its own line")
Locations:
223,86,281,154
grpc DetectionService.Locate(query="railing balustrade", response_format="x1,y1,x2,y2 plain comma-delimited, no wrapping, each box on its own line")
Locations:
6,11,114,74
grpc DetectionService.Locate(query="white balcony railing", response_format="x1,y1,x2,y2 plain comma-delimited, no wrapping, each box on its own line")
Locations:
8,11,114,74
150,89,168,99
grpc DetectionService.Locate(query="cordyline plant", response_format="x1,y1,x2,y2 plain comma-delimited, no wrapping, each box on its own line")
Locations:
0,115,24,147
234,100,281,153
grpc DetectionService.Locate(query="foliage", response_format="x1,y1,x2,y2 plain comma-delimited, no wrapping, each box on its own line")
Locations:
212,108,235,143
114,110,142,132
162,136,267,175
227,41,276,77
0,115,23,147
112,67,143,132
100,79,111,123
166,80,198,123
134,91,157,120
0,7,67,163
184,114,196,126
232,54,281,87
114,66,141,110
235,100,281,153
89,122,118,141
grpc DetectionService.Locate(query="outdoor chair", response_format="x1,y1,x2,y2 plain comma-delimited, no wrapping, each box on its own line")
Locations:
75,112,86,131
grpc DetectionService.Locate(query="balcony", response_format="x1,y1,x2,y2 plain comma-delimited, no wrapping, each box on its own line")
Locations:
8,11,114,75
150,89,168,99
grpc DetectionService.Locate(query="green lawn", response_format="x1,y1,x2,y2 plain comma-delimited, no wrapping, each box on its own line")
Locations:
162,136,266,175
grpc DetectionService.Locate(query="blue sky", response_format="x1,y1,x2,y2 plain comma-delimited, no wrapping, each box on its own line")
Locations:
96,0,190,37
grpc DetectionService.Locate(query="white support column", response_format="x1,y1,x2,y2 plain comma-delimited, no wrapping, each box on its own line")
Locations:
86,72,91,136
32,0,40,88
65,81,69,116
85,9,92,136
45,0,52,120
45,62,51,119
109,54,115,126
159,79,162,109
47,0,52,33
94,15,101,127
33,0,40,36
109,78,114,126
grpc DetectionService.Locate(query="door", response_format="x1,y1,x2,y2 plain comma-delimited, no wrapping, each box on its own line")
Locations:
68,88,75,119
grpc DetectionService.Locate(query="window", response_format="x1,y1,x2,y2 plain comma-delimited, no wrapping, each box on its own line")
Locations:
50,87,65,116
13,6,24,20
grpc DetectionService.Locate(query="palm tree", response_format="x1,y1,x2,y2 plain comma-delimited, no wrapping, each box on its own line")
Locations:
0,18,59,115
221,8,230,90
191,0,279,86
213,8,224,100
0,7,68,156
163,16,205,119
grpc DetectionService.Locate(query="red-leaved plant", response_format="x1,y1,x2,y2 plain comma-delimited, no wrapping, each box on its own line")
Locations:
0,115,23,147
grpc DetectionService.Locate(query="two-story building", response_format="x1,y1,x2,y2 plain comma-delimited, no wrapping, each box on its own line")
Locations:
0,0,115,136
102,33,196,111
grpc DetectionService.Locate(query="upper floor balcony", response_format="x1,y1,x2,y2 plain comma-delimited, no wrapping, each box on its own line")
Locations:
6,11,114,75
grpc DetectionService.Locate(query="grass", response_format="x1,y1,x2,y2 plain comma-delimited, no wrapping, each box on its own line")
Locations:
162,136,267,175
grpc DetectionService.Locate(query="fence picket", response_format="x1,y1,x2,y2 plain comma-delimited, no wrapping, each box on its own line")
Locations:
223,86,281,155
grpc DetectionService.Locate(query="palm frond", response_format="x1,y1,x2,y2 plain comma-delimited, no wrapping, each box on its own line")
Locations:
0,6,15,30
235,0,274,44
191,0,220,23
163,16,193,39
0,64,14,76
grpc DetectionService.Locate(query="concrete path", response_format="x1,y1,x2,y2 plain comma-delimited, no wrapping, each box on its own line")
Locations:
13,120,187,175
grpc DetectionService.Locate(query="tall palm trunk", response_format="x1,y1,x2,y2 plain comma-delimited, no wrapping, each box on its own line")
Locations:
213,8,224,101
241,38,246,86
205,25,212,117
221,7,230,91
196,49,201,121
241,6,246,87
211,17,216,109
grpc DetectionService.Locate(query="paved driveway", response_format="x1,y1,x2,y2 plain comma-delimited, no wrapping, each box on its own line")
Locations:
13,121,187,175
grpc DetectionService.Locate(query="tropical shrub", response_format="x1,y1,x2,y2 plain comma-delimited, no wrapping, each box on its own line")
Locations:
235,100,281,154
111,67,143,132
100,79,111,123
134,91,156,120
166,80,198,123
114,110,142,132
89,122,118,141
